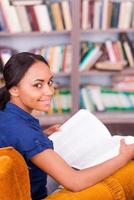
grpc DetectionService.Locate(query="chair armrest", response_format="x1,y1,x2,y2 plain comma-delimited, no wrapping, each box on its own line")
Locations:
45,161,134,200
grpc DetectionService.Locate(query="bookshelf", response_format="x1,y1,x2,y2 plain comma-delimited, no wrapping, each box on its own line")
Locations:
0,0,134,134
79,0,134,134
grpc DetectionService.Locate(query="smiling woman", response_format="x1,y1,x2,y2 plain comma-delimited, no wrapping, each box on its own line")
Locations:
1,53,54,113
0,52,134,200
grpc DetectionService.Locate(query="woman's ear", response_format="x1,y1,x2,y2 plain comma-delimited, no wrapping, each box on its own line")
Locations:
9,86,19,97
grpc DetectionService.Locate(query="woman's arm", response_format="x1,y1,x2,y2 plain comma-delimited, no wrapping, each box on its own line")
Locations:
31,139,134,192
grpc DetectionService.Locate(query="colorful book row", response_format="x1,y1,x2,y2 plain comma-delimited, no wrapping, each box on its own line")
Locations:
80,33,134,71
81,0,134,30
0,0,72,33
0,44,72,74
80,85,134,112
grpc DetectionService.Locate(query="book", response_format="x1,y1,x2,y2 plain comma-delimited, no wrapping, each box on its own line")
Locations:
49,109,134,169
93,0,102,30
50,2,64,31
81,0,89,30
0,0,22,33
101,0,113,30
26,5,40,31
33,4,52,32
105,40,117,63
80,46,102,71
110,2,120,28
61,0,72,31
118,1,133,29
15,5,32,32
119,33,134,68
95,60,127,71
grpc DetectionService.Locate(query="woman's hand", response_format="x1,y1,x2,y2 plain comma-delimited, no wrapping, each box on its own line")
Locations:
44,124,61,136
119,139,134,162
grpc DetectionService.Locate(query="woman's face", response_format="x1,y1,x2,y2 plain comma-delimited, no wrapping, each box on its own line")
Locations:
10,61,54,113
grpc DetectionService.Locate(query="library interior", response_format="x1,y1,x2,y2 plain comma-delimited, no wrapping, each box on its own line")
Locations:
0,0,134,200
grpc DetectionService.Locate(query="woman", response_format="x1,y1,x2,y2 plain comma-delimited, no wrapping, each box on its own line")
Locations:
0,52,134,200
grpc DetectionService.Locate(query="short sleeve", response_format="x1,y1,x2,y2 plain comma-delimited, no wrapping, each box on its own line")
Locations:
16,127,53,159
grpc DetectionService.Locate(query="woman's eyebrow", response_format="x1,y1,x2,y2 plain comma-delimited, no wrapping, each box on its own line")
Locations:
34,79,44,82
34,76,54,82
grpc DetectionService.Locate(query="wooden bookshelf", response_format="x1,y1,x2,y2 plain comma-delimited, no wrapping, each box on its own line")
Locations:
81,28,134,34
39,113,71,127
0,30,70,37
0,0,134,132
95,112,134,124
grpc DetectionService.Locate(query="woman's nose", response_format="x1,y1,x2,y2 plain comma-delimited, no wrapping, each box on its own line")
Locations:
43,84,54,95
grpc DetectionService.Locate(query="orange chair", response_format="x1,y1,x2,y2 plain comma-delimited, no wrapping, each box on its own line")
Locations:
0,147,134,200
0,147,31,200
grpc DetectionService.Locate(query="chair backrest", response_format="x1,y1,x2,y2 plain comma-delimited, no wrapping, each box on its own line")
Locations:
0,147,31,200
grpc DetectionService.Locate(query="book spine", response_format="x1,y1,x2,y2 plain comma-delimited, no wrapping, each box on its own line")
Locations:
16,5,32,32
33,4,52,32
50,2,64,31
26,5,40,31
61,0,72,31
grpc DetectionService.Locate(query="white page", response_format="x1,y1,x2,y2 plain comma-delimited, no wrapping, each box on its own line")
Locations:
49,109,134,169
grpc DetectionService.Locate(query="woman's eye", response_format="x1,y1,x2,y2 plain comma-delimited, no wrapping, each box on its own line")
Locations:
48,79,54,86
34,83,42,88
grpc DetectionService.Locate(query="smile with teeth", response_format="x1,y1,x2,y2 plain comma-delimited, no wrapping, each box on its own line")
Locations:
38,99,51,104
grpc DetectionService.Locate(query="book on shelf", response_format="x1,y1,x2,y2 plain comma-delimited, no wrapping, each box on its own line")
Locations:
93,0,102,30
80,46,103,71
110,2,120,28
80,0,134,30
0,0,72,32
49,109,134,169
80,87,95,112
80,85,134,112
15,5,32,32
0,0,22,33
101,0,113,30
112,41,125,62
61,0,72,31
81,0,90,30
112,75,134,92
118,1,134,29
95,60,127,71
30,44,72,73
62,45,72,73
50,2,64,32
80,37,133,71
119,33,134,68
33,4,52,32
26,5,40,31
105,40,117,63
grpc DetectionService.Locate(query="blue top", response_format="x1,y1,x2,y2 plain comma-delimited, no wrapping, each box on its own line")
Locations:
0,102,53,200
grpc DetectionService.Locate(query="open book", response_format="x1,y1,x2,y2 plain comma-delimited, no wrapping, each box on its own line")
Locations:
49,109,134,169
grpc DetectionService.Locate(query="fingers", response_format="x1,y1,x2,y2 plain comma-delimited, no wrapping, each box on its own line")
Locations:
51,124,61,131
120,138,126,145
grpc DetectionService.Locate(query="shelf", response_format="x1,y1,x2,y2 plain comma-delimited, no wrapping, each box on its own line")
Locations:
0,30,70,37
38,111,134,127
38,113,71,126
80,68,134,76
95,112,134,124
81,28,134,34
